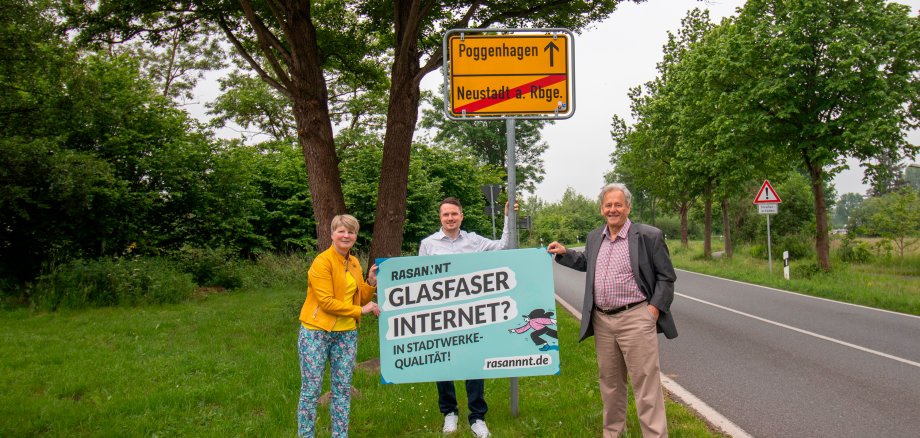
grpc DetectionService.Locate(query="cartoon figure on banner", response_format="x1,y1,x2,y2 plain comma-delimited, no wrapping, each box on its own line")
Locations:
508,308,558,351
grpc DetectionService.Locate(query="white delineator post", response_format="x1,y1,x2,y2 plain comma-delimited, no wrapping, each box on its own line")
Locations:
783,250,790,280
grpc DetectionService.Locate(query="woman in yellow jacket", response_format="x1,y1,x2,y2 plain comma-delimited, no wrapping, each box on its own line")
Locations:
297,214,379,438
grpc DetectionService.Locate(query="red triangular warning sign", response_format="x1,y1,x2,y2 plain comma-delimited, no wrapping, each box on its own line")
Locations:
753,180,782,204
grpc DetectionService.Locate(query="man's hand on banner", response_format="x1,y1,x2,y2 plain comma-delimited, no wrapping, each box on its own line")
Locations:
546,242,567,255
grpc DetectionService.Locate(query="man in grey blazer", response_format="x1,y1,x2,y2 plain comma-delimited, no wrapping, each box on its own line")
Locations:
547,183,676,438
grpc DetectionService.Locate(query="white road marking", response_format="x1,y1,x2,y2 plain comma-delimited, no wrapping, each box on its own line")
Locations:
660,374,754,438
676,269,920,320
555,294,754,438
678,292,920,369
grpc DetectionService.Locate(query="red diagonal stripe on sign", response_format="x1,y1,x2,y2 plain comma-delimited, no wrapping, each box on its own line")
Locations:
454,74,567,114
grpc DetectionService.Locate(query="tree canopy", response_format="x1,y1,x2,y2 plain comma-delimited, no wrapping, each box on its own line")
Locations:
66,0,641,261
0,0,497,287
610,0,920,270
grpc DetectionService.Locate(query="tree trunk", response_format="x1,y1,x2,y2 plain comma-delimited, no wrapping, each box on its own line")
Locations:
807,163,831,271
293,98,344,251
703,184,712,258
650,194,656,225
680,199,689,248
721,198,732,259
369,0,423,261
287,6,346,251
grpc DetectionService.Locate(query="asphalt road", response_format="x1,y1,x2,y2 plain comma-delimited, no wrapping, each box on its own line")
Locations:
552,262,920,438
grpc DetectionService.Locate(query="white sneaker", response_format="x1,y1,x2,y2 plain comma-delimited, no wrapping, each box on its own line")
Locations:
442,413,459,434
470,419,490,438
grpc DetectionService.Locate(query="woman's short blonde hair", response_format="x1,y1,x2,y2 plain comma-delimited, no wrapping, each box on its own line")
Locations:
331,214,360,234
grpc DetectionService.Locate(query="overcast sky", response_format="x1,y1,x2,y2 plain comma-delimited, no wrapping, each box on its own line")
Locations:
536,0,748,202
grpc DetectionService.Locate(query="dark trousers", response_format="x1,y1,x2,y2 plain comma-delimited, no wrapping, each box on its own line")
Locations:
530,327,557,345
437,379,487,424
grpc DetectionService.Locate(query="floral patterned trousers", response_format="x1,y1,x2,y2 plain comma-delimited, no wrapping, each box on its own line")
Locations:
297,326,358,438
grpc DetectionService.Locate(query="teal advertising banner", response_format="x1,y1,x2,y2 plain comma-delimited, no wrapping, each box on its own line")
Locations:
377,248,560,384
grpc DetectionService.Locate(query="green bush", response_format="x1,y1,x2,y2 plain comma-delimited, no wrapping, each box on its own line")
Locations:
171,245,243,289
775,233,815,259
238,251,312,289
871,239,894,259
838,234,872,263
668,241,690,256
749,233,815,260
791,261,823,279
33,257,196,310
651,216,681,241
0,276,25,309
651,215,700,241
748,243,767,259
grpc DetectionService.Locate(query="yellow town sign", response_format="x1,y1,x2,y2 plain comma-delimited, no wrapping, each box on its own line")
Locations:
446,31,574,118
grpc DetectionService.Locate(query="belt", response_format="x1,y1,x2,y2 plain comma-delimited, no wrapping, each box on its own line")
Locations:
596,300,647,315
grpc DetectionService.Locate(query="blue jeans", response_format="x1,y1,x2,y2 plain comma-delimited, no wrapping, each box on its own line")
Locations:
437,379,487,424
297,327,358,438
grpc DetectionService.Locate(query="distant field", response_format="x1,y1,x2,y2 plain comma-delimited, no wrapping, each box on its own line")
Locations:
828,235,920,256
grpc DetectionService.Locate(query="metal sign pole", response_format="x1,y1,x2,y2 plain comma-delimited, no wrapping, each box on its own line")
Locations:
767,214,773,273
490,186,497,239
506,118,519,417
441,27,577,420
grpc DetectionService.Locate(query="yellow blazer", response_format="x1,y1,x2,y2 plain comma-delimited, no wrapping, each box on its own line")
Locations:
299,245,377,331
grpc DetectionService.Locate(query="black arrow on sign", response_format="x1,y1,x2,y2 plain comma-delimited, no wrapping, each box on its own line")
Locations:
544,41,559,67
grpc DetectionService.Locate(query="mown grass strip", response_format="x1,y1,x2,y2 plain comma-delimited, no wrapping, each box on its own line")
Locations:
1,283,722,437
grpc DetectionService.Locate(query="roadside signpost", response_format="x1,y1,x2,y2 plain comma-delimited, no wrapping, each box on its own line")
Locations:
754,180,782,203
442,28,575,417
481,184,502,239
753,180,782,273
444,30,575,119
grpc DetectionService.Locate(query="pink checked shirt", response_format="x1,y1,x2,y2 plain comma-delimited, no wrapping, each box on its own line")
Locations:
593,219,646,309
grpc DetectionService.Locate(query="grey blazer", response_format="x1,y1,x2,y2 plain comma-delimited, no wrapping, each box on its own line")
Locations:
555,222,678,341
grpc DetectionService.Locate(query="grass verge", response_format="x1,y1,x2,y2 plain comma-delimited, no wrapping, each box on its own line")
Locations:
1,283,722,437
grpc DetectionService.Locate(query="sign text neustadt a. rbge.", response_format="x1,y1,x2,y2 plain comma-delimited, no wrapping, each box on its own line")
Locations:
446,31,573,117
